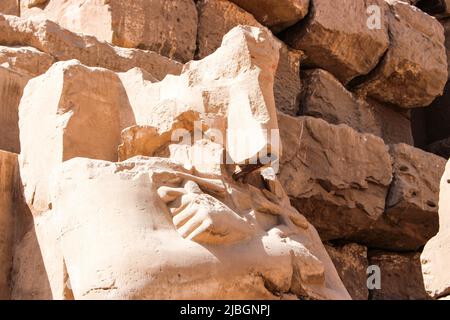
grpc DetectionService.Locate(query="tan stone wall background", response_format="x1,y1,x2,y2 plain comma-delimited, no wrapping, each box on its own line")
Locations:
0,0,450,300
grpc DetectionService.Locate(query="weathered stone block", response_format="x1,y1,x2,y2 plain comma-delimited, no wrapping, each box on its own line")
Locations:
0,0,18,16
0,67,29,154
301,69,413,145
278,114,392,241
20,0,198,63
369,251,429,300
283,0,389,84
355,144,445,251
359,1,448,108
197,0,303,116
0,46,55,78
18,60,131,214
229,0,309,33
325,243,369,300
363,98,413,146
0,14,182,81
0,47,54,154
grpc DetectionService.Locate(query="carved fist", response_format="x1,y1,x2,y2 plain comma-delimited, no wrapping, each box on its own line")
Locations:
158,181,255,245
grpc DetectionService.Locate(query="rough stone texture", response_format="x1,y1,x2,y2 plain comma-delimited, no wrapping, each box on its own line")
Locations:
354,144,445,251
301,69,365,128
386,145,444,245
363,98,414,146
369,251,430,300
20,0,198,63
196,0,262,59
196,0,303,116
278,114,392,241
421,159,450,299
0,67,29,154
0,0,18,16
275,46,303,116
283,0,389,84
325,243,369,300
0,151,17,300
0,46,54,154
229,0,310,33
301,69,413,145
0,46,55,78
0,14,182,81
359,1,448,108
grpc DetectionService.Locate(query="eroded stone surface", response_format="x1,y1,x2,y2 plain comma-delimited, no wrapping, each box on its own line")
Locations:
362,98,413,146
18,60,131,214
369,251,429,300
0,46,55,154
20,0,198,63
0,14,182,80
427,137,450,159
0,67,29,154
385,145,444,245
359,1,448,108
354,144,445,251
0,0,18,16
0,46,55,78
278,114,392,241
301,69,413,145
283,0,389,84
229,0,309,33
441,19,450,77
325,243,369,300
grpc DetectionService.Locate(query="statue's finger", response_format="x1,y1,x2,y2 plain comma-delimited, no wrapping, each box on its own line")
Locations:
157,186,186,203
173,204,197,228
188,219,213,242
178,215,205,239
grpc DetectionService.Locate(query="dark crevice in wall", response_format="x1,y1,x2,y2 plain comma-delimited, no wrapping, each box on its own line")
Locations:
411,80,450,159
416,0,447,15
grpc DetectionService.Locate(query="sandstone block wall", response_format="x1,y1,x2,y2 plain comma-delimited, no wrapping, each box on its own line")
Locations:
0,0,449,300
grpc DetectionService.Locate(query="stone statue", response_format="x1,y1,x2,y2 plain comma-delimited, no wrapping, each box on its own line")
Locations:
16,25,350,299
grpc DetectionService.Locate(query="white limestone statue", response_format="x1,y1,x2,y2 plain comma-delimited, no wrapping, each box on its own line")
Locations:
17,25,350,299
